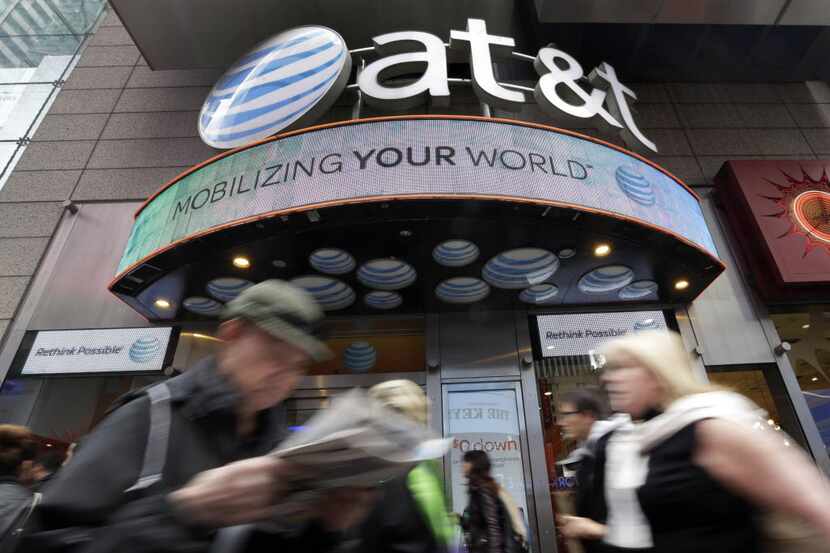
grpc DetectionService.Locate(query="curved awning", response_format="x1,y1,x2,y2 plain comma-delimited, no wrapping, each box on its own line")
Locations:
110,115,723,319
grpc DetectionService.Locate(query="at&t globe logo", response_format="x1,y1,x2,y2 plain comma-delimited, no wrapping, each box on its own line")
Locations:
199,26,352,149
129,335,163,364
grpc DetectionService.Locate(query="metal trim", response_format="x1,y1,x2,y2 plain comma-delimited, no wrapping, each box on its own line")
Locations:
515,310,557,553
296,372,425,390
0,208,78,386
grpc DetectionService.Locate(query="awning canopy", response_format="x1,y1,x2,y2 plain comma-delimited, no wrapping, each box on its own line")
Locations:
110,116,723,320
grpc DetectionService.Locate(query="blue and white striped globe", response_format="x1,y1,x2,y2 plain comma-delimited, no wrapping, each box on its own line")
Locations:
199,26,352,149
129,336,162,363
357,259,417,290
436,277,490,304
619,280,659,300
364,291,403,310
206,278,254,302
309,248,355,275
433,240,480,267
344,342,376,373
519,284,559,305
634,318,661,332
183,296,223,316
482,248,559,289
578,265,635,294
290,275,355,310
615,166,656,207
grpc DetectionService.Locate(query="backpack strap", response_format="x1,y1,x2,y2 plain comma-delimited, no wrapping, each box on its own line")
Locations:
126,382,172,492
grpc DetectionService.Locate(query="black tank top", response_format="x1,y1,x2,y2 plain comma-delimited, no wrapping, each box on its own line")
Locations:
636,422,760,553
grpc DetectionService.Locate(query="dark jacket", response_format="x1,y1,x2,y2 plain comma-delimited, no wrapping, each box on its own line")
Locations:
23,358,336,553
0,477,32,538
357,471,444,553
461,485,508,553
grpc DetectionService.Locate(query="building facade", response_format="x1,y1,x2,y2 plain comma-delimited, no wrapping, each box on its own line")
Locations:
1,2,830,552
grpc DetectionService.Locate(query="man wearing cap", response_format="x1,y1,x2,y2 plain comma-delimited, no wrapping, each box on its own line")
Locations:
25,280,374,553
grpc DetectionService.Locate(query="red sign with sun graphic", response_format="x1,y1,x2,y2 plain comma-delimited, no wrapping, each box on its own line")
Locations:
718,160,830,301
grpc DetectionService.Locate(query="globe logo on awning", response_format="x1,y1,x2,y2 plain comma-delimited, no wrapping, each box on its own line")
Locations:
199,26,352,149
129,336,162,363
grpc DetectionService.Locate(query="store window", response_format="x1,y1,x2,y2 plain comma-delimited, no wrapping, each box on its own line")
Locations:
707,364,808,450
0,315,426,449
771,310,830,455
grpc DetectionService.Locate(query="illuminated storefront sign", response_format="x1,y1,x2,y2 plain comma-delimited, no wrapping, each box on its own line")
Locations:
718,160,830,300
116,117,716,279
200,18,655,152
20,327,174,375
536,311,668,357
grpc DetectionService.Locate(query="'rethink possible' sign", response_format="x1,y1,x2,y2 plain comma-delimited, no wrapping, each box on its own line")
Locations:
536,311,667,357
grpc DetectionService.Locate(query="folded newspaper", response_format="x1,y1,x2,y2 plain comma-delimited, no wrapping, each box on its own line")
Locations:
268,388,450,523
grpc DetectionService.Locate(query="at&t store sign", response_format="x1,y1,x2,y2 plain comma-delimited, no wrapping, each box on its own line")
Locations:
199,19,656,152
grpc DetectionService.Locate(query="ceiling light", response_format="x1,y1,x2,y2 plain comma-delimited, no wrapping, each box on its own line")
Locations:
154,298,171,309
400,229,413,237
272,259,287,268
802,324,811,329
593,243,611,257
767,419,775,426
674,279,690,290
233,256,251,269
812,376,819,382
544,391,552,396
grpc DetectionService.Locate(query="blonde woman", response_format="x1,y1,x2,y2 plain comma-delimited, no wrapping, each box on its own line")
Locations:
560,330,830,553
359,380,456,553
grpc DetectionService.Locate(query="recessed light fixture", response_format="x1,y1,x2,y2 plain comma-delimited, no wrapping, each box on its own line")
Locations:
154,298,171,309
272,259,287,268
674,279,690,290
812,376,820,382
233,256,251,269
767,419,775,426
802,323,811,329
544,391,553,397
400,229,413,237
594,243,611,257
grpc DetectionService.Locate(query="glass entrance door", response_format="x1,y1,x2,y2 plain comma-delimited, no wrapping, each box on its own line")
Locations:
442,382,535,546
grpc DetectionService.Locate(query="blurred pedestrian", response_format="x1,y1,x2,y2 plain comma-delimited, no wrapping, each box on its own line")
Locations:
29,451,64,492
560,330,830,553
555,388,611,553
461,450,527,553
0,425,36,547
24,280,375,553
358,379,455,553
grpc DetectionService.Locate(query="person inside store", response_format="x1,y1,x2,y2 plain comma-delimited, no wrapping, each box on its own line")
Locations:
0,425,36,542
555,388,611,553
22,280,377,553
461,450,528,553
358,379,456,553
559,330,830,553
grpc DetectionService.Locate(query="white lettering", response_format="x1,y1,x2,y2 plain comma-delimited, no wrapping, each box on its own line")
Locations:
450,19,525,107
359,31,450,109
533,47,620,128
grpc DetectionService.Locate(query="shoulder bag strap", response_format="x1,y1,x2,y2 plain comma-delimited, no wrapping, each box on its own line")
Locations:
126,382,172,492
